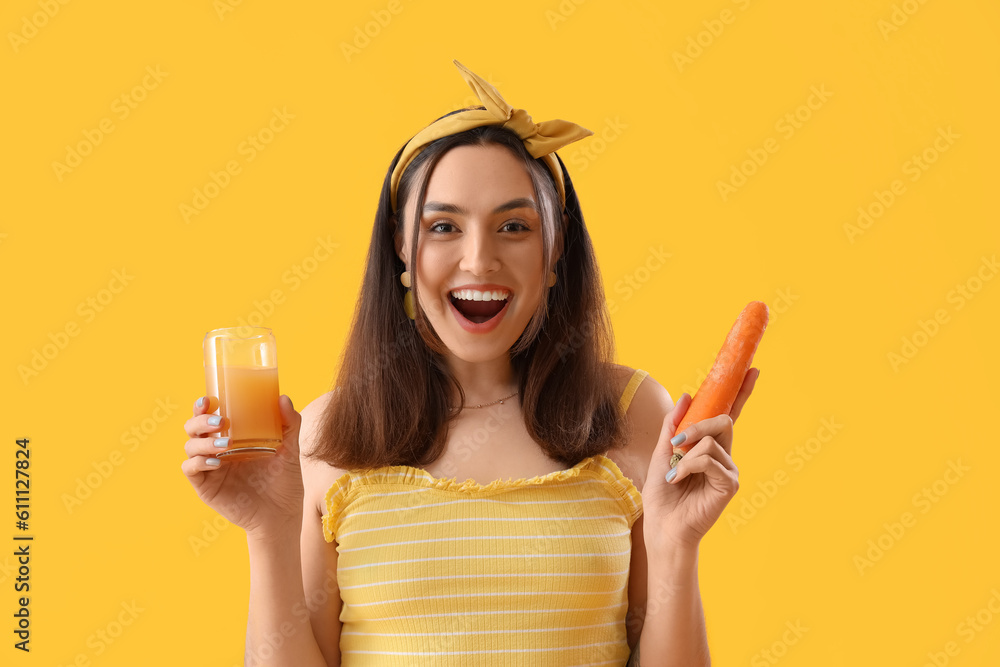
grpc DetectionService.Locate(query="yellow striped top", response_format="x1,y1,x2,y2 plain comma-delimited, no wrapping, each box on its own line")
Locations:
323,368,648,666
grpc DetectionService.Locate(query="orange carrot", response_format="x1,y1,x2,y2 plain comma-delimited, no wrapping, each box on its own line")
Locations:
670,301,769,467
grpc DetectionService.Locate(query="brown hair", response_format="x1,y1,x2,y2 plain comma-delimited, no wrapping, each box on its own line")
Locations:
307,112,629,470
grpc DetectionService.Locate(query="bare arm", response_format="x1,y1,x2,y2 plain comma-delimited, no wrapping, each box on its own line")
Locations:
182,386,340,666
244,392,343,667
637,544,709,666
628,365,755,665
298,392,344,665
245,531,330,667
618,369,711,666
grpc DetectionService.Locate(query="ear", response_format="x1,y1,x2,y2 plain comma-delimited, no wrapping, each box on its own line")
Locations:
549,212,568,265
392,214,406,264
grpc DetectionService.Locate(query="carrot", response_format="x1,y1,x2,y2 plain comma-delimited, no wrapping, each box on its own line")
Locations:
670,301,769,467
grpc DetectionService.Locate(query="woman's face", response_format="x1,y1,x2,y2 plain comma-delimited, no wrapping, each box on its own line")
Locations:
396,143,548,364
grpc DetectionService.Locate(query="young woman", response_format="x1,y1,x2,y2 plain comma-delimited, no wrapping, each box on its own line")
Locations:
182,61,758,667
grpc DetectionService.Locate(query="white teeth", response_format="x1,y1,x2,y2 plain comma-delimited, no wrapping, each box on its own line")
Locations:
450,289,510,302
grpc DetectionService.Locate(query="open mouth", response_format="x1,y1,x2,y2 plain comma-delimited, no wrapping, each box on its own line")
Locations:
449,288,510,324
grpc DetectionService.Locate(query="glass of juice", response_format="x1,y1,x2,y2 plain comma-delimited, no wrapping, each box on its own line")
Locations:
203,326,282,460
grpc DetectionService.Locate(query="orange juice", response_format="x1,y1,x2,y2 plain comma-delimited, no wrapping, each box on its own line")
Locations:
204,364,281,458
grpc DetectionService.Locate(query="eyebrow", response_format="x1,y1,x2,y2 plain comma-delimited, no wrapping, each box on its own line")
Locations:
422,197,538,216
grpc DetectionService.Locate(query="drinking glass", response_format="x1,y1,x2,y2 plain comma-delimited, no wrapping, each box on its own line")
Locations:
203,326,282,460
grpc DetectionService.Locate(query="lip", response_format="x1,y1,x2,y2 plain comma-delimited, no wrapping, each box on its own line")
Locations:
448,286,514,333
448,283,513,294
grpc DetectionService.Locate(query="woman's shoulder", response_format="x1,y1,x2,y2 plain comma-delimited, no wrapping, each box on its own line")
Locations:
610,363,673,413
608,363,675,492
298,390,348,516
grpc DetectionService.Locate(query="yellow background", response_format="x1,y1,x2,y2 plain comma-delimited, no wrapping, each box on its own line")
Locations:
3,0,998,664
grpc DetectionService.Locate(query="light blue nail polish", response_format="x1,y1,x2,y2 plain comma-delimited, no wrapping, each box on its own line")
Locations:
666,467,677,483
214,437,229,448
206,458,220,466
208,415,221,426
196,397,205,408
670,432,687,447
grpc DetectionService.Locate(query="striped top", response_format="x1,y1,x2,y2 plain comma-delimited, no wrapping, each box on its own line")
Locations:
323,368,648,666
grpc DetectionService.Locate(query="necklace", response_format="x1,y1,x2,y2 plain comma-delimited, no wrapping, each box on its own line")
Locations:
453,390,519,411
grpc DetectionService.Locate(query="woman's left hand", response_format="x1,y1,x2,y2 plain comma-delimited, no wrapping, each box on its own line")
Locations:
642,367,760,552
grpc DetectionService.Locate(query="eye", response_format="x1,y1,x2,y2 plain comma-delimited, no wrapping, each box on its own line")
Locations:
428,220,457,233
501,220,530,233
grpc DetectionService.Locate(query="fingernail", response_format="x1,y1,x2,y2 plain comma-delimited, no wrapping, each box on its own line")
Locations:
214,437,229,448
196,397,205,408
208,415,221,426
206,458,220,466
666,467,677,483
670,432,687,447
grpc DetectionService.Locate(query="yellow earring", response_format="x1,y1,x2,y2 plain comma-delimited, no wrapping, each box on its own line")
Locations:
547,271,557,287
400,271,415,320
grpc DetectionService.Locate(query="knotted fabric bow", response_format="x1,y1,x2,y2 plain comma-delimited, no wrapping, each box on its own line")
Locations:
389,60,593,213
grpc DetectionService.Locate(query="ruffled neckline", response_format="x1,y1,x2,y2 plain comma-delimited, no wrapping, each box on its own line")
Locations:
331,453,627,495
322,454,643,543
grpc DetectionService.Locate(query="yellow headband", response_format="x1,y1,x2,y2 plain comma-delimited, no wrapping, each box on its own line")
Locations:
389,60,593,213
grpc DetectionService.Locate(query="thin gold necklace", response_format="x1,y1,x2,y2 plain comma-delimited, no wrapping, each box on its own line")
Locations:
454,390,519,411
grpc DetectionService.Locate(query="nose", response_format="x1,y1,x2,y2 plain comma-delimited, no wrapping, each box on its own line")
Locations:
458,227,501,276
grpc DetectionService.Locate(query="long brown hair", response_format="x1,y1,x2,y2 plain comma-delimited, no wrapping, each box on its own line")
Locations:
307,112,629,470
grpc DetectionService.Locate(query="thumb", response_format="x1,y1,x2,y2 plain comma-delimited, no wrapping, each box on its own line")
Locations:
277,394,302,454
649,397,687,477
669,392,692,428
649,393,691,478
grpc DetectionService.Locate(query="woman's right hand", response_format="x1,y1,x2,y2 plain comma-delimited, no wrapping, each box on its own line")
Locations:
181,394,305,543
